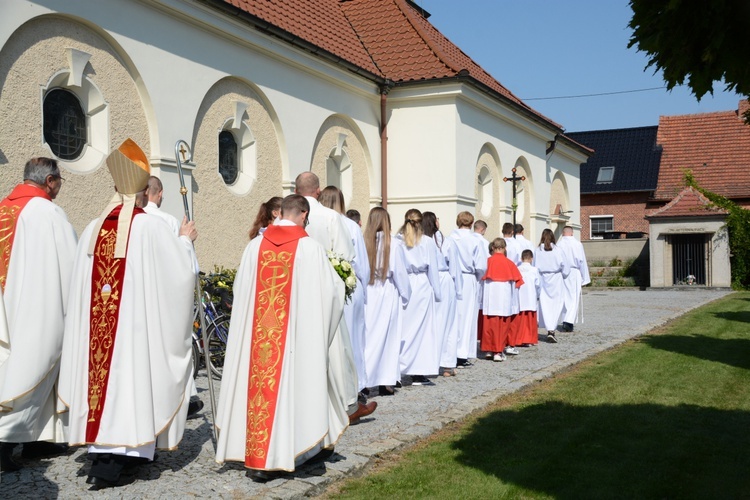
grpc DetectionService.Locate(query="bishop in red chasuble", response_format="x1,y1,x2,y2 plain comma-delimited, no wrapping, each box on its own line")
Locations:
57,139,197,488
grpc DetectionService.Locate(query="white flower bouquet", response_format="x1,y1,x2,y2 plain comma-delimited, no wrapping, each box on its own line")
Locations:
328,251,356,303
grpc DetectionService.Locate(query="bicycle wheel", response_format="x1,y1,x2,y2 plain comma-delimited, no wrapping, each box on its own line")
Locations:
207,317,230,379
191,338,201,378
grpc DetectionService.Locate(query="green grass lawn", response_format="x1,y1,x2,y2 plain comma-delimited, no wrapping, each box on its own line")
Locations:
329,292,750,499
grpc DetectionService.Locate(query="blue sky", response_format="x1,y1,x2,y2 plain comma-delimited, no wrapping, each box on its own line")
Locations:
419,0,744,132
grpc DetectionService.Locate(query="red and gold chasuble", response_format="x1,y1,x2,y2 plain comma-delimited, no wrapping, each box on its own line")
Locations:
245,224,307,468
0,184,52,291
85,205,144,442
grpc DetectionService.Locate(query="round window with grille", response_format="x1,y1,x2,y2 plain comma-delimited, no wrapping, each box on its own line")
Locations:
43,88,87,161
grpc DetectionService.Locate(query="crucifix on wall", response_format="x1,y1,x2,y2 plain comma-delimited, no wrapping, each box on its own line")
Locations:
503,167,525,235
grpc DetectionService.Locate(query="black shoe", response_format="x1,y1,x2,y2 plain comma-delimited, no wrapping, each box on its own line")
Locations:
361,387,370,396
1,443,20,472
248,469,284,482
187,399,204,419
410,375,435,386
306,447,335,464
378,385,395,396
395,380,402,388
86,476,117,490
1,452,21,472
562,322,574,332
456,359,474,368
547,331,558,343
21,441,69,459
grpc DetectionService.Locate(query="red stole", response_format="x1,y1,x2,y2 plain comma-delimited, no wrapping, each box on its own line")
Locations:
0,184,51,291
245,224,307,469
85,205,144,442
483,253,524,288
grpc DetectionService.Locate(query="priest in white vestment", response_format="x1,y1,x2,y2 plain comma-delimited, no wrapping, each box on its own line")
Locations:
142,175,202,417
317,186,370,394
57,140,198,489
294,172,375,423
556,226,591,332
534,229,570,343
450,212,487,366
0,157,77,472
215,194,348,480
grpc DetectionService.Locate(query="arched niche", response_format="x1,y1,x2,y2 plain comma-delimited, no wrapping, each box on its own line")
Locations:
191,77,282,267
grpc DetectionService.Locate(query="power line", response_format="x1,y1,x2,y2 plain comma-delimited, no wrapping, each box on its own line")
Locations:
523,86,667,101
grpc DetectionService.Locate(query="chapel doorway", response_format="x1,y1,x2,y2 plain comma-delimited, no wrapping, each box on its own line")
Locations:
670,234,707,285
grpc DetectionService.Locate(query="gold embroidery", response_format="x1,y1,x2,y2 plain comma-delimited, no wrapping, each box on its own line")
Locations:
88,228,121,421
0,204,22,290
245,249,293,461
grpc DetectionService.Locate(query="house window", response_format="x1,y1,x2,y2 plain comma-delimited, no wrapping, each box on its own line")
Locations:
597,166,615,184
590,216,613,239
43,88,87,161
218,130,238,185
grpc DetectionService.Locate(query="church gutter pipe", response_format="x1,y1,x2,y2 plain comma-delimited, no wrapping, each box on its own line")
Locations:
380,81,393,209
200,0,386,85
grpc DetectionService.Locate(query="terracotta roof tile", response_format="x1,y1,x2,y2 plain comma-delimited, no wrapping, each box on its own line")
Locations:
220,0,383,77
654,103,750,201
216,0,560,130
646,186,727,218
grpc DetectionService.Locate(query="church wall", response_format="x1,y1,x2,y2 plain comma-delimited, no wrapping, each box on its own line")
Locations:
385,95,459,227
1,1,383,268
0,15,151,233
454,94,555,240
191,78,283,268
309,115,372,222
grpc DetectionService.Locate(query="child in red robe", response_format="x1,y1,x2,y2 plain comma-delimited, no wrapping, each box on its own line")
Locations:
480,239,523,362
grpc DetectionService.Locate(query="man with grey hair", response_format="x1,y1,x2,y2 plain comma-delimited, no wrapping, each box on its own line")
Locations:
0,157,77,472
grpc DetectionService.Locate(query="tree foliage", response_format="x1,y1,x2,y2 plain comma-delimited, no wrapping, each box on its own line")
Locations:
628,0,750,121
684,171,750,289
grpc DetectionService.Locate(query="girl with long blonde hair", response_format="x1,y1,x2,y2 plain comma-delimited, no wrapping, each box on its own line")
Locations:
362,207,411,395
396,208,442,385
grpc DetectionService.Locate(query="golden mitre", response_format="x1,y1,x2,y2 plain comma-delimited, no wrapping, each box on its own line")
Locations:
106,139,150,195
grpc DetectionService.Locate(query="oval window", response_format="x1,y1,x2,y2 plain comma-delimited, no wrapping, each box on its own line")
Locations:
43,89,87,161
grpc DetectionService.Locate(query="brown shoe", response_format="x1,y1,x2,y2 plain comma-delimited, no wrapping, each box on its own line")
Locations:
349,401,377,425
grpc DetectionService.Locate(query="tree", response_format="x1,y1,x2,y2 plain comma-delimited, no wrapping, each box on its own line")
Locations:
628,0,750,120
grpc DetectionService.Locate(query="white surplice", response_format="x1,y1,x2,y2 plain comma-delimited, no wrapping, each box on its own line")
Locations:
504,236,522,265
517,262,542,312
58,211,197,455
436,236,462,369
364,233,411,387
0,196,77,443
515,233,535,257
398,234,441,376
341,215,369,391
449,228,487,360
215,222,347,471
557,235,591,325
303,197,358,411
534,244,570,331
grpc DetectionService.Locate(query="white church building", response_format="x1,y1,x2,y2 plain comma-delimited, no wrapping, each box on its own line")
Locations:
0,0,590,268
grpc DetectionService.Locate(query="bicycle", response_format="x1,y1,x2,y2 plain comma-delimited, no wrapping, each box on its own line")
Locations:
191,289,230,379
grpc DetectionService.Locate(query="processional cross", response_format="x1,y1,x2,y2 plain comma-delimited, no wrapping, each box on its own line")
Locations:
503,167,525,235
